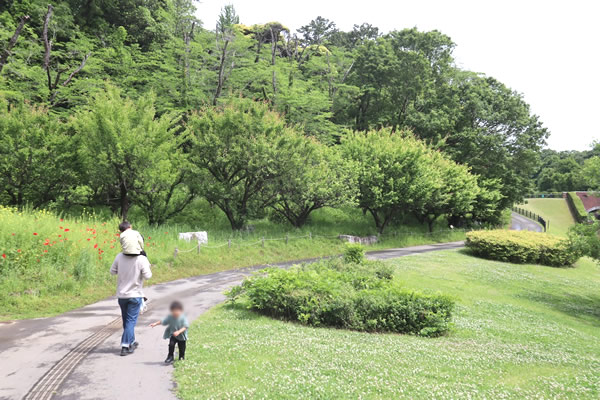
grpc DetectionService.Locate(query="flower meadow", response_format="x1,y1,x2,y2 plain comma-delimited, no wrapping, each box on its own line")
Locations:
0,206,178,318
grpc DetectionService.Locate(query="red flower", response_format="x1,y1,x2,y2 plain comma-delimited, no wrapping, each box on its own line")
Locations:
60,218,64,222
2,254,5,259
17,249,21,253
94,244,98,249
44,250,48,253
58,235,62,238
59,226,63,229
33,232,38,236
148,236,151,240
87,238,91,241
11,233,15,236
64,228,70,232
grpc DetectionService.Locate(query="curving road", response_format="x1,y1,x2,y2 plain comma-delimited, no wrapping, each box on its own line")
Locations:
0,213,540,400
510,212,543,232
0,241,464,400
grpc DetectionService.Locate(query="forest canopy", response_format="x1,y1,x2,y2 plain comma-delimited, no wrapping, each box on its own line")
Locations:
0,0,550,228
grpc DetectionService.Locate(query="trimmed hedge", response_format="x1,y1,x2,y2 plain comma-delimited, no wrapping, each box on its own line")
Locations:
227,259,454,337
567,192,589,223
465,230,580,267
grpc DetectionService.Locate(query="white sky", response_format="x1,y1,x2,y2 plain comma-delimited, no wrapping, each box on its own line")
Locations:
195,0,600,151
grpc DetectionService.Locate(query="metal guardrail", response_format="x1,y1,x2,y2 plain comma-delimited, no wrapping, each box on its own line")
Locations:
512,207,548,232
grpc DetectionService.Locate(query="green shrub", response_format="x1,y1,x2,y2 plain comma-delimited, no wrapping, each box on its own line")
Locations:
465,230,580,267
567,192,589,223
227,259,454,337
343,243,365,264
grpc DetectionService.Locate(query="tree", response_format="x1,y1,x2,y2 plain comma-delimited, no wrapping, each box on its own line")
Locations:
341,129,432,233
413,152,479,232
445,73,548,209
297,16,336,46
188,99,304,230
271,140,357,227
582,156,600,190
75,85,186,221
0,97,78,207
213,4,239,105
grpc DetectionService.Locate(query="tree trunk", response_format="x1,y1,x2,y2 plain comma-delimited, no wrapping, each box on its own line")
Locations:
0,15,30,74
368,208,382,231
120,181,129,221
213,40,229,106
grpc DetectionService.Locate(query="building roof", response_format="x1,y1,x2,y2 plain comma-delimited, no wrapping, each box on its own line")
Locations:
576,192,600,212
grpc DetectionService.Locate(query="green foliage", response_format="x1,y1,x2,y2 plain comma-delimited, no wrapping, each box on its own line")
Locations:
229,259,454,336
0,1,548,233
75,85,191,223
0,98,78,208
271,141,358,227
342,129,485,232
566,192,589,223
567,221,600,263
465,230,580,267
343,243,365,264
187,99,307,230
582,156,600,190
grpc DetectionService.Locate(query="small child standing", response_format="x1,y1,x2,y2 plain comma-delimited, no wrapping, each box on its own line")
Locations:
118,221,146,257
149,301,189,363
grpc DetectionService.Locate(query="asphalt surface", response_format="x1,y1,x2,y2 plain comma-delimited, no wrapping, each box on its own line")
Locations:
0,241,464,400
510,212,543,232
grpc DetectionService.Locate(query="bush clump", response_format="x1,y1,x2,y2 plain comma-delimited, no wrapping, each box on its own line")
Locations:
343,243,365,264
567,192,589,223
465,230,580,267
227,259,454,337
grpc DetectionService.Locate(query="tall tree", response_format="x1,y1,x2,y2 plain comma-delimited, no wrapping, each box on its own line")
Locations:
188,99,304,230
213,4,239,105
75,85,184,221
0,97,78,208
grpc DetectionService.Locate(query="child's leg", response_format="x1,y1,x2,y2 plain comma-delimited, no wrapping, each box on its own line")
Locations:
177,339,186,360
168,336,176,358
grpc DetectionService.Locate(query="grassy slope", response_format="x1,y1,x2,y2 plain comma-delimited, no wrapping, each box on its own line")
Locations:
519,198,575,237
176,250,600,399
0,206,464,320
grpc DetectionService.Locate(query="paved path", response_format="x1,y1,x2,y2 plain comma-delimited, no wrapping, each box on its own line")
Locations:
510,212,543,232
0,241,464,400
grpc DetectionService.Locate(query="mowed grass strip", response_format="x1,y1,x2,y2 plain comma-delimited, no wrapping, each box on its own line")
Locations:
176,250,600,399
519,198,575,237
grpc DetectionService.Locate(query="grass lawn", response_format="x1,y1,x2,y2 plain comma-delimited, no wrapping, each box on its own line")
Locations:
519,198,575,237
0,206,464,320
176,250,600,399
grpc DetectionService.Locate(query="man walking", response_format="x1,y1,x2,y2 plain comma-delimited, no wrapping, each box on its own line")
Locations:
110,252,152,356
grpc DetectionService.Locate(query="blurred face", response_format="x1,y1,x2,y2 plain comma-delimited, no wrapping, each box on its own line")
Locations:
171,308,183,318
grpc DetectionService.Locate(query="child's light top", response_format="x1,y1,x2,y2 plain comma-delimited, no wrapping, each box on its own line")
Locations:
161,314,189,340
120,229,144,255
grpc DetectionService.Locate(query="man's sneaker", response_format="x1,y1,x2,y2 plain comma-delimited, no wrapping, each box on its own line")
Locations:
131,341,139,349
164,355,174,364
120,347,130,356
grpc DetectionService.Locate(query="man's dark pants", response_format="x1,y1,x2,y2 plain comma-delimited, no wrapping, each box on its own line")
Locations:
118,297,142,348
